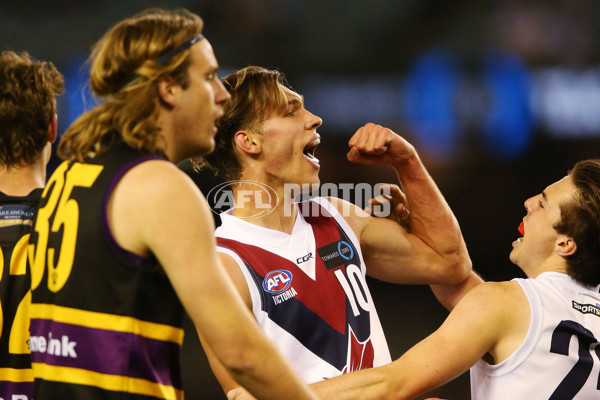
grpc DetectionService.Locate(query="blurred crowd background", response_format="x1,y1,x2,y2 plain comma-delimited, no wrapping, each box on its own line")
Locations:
3,0,600,398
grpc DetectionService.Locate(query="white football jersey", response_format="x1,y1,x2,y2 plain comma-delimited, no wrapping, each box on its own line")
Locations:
471,272,600,399
215,197,391,383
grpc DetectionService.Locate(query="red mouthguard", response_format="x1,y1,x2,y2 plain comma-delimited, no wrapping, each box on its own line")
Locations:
518,222,524,236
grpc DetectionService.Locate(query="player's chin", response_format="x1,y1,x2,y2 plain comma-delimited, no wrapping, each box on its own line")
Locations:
508,249,520,266
306,174,320,187
197,137,216,156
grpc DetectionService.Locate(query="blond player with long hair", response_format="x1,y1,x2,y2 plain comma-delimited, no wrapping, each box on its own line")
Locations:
27,8,317,400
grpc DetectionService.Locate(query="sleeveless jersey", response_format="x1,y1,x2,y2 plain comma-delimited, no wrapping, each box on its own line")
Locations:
216,197,391,383
27,140,186,400
470,272,600,400
0,189,42,400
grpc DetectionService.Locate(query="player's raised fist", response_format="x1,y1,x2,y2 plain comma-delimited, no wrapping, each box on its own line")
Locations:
347,123,416,166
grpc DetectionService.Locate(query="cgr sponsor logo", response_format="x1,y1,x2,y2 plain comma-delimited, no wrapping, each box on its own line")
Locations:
262,270,293,294
296,252,313,264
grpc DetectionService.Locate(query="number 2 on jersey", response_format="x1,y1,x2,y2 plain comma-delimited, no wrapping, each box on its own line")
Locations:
549,319,600,399
0,235,32,355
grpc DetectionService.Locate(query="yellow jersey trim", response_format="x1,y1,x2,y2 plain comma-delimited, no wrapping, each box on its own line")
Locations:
32,362,182,399
0,367,34,382
30,303,184,344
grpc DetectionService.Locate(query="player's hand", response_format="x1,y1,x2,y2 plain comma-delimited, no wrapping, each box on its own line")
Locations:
227,387,256,400
347,123,415,166
365,184,411,231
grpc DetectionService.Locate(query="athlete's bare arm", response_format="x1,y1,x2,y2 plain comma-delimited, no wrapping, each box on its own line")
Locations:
107,160,317,400
333,123,471,285
226,281,527,400
430,270,485,311
197,252,253,395
327,196,462,284
307,281,529,400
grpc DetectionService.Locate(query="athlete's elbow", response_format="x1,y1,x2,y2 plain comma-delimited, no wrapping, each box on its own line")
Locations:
388,377,433,400
387,381,418,400
368,365,415,400
218,345,262,382
443,252,472,284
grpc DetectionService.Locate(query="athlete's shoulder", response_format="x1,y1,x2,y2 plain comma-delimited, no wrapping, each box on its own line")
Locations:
118,159,202,198
321,196,366,217
452,280,526,321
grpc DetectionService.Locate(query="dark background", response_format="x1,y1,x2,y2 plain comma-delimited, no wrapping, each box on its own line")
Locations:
3,1,600,398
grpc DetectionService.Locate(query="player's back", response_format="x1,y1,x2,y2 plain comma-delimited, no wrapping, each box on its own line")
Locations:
27,141,185,400
0,189,42,400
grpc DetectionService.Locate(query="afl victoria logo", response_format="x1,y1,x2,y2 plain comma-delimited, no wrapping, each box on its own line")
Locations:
206,180,279,219
262,270,293,294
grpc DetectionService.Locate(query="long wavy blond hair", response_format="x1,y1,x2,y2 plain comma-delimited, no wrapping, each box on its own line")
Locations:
59,8,203,161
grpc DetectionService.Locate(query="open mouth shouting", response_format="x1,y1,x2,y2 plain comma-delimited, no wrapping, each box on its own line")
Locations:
303,136,321,169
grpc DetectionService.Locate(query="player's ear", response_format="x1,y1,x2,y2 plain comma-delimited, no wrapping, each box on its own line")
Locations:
234,130,262,155
157,76,178,107
556,235,577,257
48,114,58,143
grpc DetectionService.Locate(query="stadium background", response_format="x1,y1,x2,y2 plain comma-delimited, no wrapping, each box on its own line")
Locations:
3,0,600,398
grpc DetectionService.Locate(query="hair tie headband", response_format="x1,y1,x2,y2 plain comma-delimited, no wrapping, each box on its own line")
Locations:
156,33,205,66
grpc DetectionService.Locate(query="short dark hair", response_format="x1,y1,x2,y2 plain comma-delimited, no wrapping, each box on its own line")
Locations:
554,159,600,286
0,50,64,168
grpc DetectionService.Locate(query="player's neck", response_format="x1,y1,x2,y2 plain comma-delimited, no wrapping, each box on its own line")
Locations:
0,163,46,196
230,187,298,234
521,256,568,279
158,114,185,164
